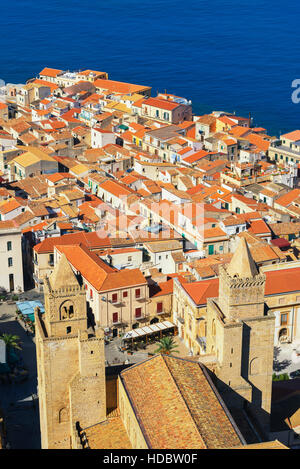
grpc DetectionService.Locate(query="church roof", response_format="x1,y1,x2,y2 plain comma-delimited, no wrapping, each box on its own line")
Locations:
49,253,79,289
120,354,243,449
226,238,258,278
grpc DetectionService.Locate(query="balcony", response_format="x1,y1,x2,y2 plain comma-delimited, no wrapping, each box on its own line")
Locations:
135,297,146,303
110,300,125,307
134,314,149,322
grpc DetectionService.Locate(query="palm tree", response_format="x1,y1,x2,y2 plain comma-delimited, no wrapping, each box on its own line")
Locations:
0,334,22,351
154,336,179,355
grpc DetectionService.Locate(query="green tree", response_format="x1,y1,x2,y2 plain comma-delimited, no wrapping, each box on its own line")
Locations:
154,336,179,355
0,333,22,351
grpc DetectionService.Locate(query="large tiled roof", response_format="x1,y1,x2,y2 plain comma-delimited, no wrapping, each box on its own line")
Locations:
120,355,242,449
57,243,147,292
181,278,219,305
180,266,300,304
94,78,150,95
33,230,111,253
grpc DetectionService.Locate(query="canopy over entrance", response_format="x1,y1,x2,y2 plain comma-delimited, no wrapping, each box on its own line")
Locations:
123,321,175,341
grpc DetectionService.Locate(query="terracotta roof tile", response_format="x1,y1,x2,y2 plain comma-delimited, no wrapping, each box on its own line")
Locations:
120,355,242,449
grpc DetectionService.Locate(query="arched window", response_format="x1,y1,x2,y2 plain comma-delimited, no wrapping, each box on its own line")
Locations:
250,357,260,375
59,300,75,320
58,407,68,423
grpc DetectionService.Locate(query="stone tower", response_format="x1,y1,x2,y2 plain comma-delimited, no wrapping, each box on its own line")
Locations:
35,254,106,449
206,238,275,435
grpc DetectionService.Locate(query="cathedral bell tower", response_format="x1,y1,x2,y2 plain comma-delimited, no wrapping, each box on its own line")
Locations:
206,238,275,435
35,253,106,449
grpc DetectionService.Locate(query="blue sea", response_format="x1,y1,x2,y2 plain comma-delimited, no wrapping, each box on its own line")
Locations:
1,0,300,136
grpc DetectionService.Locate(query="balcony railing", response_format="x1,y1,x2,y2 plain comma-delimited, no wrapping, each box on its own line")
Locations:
110,300,125,307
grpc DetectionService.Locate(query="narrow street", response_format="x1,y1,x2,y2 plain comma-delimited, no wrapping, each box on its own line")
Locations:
0,303,40,449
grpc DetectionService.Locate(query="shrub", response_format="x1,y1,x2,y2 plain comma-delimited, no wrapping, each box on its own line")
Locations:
272,373,289,381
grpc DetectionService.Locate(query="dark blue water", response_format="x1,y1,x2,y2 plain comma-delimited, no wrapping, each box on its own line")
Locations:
1,0,300,135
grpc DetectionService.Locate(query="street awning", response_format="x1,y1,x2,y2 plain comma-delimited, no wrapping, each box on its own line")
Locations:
122,321,175,341
16,301,44,322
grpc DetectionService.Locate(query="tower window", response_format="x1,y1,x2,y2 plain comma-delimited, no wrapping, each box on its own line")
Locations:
66,326,71,334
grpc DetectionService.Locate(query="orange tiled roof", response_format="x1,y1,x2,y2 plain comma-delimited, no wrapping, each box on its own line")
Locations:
82,415,132,449
40,67,63,77
281,130,300,142
94,78,150,95
120,355,242,449
181,278,219,305
248,219,271,235
0,198,21,215
57,244,147,292
33,231,111,253
275,189,300,208
183,150,209,164
142,97,179,111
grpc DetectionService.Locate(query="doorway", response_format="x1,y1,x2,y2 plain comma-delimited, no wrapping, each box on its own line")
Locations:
9,273,14,292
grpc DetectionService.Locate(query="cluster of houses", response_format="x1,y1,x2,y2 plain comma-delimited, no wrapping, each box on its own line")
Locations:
0,66,299,351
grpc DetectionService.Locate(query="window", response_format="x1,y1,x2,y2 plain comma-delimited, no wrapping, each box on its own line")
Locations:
112,312,118,324
8,257,13,267
135,308,142,319
123,291,128,298
112,293,118,303
157,302,163,314
66,327,71,334
280,313,288,325
135,289,141,299
128,256,132,262
7,241,12,251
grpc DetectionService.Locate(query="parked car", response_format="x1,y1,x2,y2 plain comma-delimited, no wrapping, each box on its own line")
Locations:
289,369,300,379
